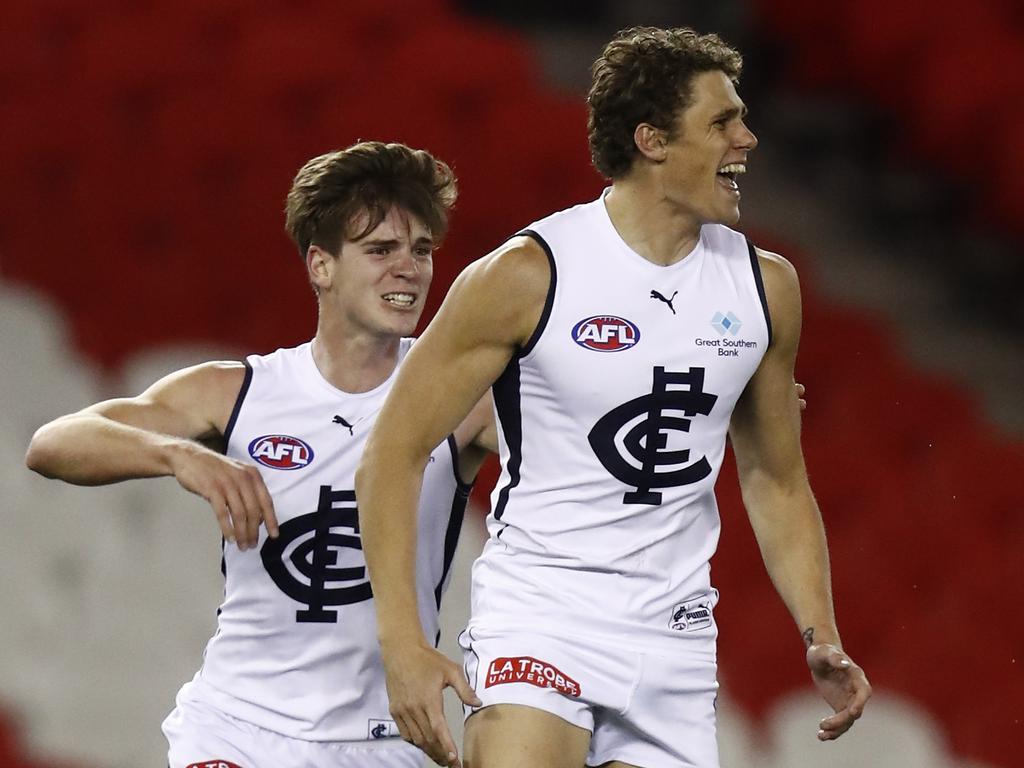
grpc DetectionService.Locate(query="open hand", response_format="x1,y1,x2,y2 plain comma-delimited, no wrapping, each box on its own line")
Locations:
384,642,481,766
806,643,871,740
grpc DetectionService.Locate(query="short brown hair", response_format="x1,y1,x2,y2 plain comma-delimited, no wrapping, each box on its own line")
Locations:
285,141,457,257
587,27,743,179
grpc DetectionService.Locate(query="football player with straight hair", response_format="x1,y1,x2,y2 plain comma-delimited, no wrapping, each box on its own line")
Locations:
27,140,494,768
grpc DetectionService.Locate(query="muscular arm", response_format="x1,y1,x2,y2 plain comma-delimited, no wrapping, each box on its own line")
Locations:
729,253,835,643
26,363,235,483
729,248,870,738
25,362,276,548
356,237,549,765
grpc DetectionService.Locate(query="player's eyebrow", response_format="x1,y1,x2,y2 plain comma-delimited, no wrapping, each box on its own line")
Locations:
361,236,435,248
710,105,747,123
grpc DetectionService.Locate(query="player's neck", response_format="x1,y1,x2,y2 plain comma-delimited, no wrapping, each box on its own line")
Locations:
310,320,402,394
604,180,702,267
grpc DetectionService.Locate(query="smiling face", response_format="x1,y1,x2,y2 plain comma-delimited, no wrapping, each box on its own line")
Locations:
659,69,757,225
312,206,434,340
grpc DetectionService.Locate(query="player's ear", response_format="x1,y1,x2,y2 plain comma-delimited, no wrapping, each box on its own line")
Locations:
634,123,668,163
306,245,334,291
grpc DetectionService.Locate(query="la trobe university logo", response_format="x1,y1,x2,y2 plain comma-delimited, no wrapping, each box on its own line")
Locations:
589,366,718,505
260,485,371,622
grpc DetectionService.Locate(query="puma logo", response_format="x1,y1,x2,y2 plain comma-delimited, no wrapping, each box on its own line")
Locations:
650,289,678,315
332,415,355,435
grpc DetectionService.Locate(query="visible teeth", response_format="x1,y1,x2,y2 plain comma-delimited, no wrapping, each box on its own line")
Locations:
383,293,415,307
718,163,746,175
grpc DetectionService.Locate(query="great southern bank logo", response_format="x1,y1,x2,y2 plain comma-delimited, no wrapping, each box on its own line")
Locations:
696,311,759,357
572,315,640,353
711,311,742,336
248,434,314,470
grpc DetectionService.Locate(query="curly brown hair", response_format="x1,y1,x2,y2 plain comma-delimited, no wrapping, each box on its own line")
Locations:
587,27,743,179
285,141,457,257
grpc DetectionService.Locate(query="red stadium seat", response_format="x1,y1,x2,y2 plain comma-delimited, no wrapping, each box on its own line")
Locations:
751,0,1024,251
907,36,1024,176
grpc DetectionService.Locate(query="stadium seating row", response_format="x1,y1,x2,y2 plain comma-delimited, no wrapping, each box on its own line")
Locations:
1,8,595,366
752,0,1024,234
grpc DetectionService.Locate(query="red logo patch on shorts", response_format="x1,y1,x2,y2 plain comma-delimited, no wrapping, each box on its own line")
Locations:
186,761,243,768
485,656,581,697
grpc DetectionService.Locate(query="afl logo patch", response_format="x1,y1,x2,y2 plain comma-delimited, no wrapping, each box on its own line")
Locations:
248,434,314,470
571,315,640,352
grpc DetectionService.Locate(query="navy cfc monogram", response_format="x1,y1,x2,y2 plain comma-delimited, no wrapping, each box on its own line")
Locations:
174,340,466,743
260,486,371,623
589,367,719,505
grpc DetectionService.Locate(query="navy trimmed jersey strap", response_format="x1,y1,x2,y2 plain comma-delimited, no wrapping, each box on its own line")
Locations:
434,476,470,611
491,355,523,522
446,433,474,491
222,360,253,449
746,239,773,348
514,229,557,358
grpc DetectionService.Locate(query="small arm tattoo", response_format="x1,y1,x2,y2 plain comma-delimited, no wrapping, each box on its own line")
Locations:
802,627,814,647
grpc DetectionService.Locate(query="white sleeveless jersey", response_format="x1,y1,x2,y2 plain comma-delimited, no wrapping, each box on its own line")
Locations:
472,193,771,653
176,340,470,741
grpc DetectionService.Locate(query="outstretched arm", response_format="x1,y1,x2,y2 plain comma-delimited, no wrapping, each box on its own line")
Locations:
356,237,549,767
729,248,871,740
25,362,277,549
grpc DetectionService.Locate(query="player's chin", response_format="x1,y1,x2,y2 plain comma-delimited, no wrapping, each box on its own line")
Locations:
708,195,741,225
383,308,423,336
708,205,742,227
386,320,419,339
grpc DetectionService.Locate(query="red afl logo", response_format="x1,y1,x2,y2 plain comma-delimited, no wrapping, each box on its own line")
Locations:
248,434,314,470
571,315,641,352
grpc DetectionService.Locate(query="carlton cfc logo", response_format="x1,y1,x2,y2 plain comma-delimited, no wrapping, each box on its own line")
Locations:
248,434,314,470
571,315,640,352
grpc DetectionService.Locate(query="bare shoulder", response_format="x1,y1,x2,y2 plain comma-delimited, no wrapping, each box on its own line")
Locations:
440,235,552,349
754,246,799,292
139,360,247,403
753,246,801,352
754,245,800,309
86,360,248,439
465,235,550,300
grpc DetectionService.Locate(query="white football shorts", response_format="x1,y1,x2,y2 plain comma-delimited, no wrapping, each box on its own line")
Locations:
460,626,719,768
162,697,423,768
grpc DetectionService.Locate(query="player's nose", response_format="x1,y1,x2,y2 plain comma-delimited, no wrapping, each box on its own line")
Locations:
736,120,758,151
390,248,419,276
